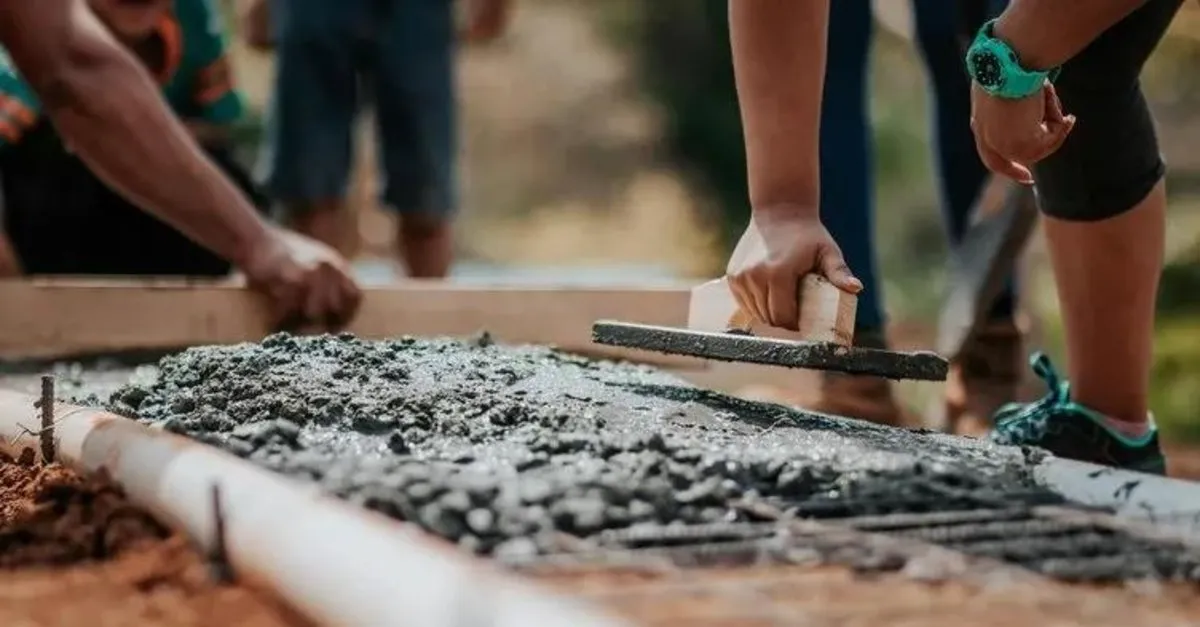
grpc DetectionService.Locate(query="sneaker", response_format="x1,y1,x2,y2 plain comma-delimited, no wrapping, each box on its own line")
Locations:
988,352,1167,475
939,319,1024,437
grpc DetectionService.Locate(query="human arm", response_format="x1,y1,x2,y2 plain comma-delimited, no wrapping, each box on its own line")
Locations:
0,0,361,325
0,0,271,271
966,0,1136,182
729,0,827,218
725,0,860,330
992,0,1151,70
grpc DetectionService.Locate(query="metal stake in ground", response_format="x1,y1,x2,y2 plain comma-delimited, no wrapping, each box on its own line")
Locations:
35,374,55,463
208,484,235,584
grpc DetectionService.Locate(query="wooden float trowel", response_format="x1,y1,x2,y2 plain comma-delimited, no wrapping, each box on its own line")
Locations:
591,227,949,381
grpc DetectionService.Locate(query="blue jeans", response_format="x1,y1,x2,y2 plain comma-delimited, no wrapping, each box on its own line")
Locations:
819,0,1015,334
260,0,458,218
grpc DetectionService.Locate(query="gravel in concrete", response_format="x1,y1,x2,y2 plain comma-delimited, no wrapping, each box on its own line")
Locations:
89,333,1052,559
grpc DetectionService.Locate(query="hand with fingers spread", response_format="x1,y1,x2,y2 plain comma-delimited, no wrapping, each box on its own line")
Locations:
725,206,863,331
970,81,1075,184
241,228,363,331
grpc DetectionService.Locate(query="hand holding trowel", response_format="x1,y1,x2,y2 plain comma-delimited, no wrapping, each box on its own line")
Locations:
593,222,948,381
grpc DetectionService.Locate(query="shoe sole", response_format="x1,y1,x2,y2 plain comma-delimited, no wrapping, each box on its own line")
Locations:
937,180,1040,360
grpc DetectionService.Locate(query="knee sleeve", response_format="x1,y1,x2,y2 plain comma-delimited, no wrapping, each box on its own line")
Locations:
1031,0,1182,222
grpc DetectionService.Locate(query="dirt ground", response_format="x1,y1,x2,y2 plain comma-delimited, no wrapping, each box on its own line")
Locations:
0,453,309,627
1165,443,1200,480
535,564,1200,627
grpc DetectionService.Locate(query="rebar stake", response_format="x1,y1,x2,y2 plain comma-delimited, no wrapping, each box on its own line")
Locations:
36,375,55,464
208,483,234,584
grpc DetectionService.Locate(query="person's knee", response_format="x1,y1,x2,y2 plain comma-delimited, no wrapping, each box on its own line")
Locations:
1031,0,1179,223
380,147,457,233
1032,80,1163,223
262,120,353,209
398,211,450,240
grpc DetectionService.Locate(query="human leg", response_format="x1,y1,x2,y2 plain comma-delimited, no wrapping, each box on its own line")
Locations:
803,0,914,425
372,0,457,278
913,0,1024,434
259,0,360,255
818,0,878,333
989,0,1183,474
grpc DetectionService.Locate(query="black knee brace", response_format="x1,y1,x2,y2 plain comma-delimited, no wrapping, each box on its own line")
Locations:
1031,0,1182,222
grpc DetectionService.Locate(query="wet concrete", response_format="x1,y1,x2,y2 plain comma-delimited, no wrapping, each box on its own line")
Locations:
592,321,949,381
84,333,1048,560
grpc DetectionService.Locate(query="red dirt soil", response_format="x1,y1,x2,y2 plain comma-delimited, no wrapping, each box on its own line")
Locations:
0,453,310,627
535,564,1200,627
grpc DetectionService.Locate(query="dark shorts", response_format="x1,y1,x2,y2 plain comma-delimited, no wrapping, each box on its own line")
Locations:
259,0,457,218
2,128,269,276
1032,0,1183,221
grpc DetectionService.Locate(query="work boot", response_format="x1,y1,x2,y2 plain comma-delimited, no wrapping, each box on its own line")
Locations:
803,330,912,427
941,319,1023,437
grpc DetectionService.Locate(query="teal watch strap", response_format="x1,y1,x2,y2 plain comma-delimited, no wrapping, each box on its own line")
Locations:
966,20,1059,100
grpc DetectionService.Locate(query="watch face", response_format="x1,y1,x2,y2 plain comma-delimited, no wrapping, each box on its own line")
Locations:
970,50,1004,89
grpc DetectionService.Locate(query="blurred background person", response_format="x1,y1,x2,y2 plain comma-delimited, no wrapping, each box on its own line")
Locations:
251,0,513,279
803,0,1024,431
0,0,270,277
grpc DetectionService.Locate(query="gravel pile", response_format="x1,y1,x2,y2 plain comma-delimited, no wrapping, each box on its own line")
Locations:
99,333,1055,559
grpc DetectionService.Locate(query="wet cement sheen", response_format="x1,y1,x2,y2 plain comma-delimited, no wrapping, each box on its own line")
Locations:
95,333,1055,559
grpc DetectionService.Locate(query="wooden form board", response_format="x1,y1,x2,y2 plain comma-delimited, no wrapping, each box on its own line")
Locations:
0,278,706,366
0,278,825,397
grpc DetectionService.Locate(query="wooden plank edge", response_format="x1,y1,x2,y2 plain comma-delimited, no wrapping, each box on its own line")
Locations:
0,279,711,370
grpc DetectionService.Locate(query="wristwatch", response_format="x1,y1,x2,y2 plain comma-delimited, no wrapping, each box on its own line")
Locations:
965,19,1060,100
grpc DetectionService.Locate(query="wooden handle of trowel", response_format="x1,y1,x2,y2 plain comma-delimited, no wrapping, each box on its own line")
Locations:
720,225,857,345
690,274,857,346
727,274,857,346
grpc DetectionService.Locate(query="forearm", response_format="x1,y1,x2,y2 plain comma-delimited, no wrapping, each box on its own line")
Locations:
994,0,1150,70
47,53,270,268
729,0,829,218
0,0,272,269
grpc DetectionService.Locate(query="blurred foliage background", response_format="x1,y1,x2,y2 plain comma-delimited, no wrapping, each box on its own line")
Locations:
224,0,1200,440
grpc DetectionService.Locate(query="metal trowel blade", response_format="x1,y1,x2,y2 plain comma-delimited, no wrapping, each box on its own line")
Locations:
592,320,948,381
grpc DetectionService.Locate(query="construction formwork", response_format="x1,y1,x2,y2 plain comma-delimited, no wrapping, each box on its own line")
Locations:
1,277,1199,626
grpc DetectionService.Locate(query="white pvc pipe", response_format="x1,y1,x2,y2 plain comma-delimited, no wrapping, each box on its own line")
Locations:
0,390,628,627
1036,457,1200,537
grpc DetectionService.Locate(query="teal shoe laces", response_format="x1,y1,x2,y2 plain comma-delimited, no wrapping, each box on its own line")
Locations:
992,352,1068,442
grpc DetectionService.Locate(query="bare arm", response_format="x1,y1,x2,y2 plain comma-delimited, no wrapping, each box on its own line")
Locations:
729,0,829,219
994,0,1150,69
0,0,273,269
